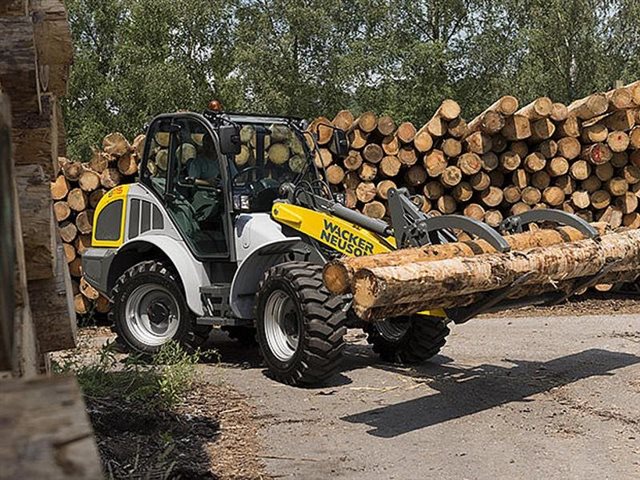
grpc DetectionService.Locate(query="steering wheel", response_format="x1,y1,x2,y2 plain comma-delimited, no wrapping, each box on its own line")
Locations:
232,166,262,186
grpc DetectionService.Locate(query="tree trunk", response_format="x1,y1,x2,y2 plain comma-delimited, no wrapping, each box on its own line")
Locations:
424,150,447,177
396,121,416,144
516,97,552,120
362,200,386,219
501,115,531,140
363,143,384,164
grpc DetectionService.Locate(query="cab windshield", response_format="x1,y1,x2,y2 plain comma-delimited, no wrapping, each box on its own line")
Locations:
229,122,315,212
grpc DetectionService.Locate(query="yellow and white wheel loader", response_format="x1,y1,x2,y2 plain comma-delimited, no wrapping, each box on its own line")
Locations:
83,106,601,385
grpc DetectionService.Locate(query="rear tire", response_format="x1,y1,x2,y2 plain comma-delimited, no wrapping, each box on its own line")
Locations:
255,262,347,386
365,315,449,364
110,260,210,354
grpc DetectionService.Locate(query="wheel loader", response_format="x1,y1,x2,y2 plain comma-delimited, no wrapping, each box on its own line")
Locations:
82,103,607,386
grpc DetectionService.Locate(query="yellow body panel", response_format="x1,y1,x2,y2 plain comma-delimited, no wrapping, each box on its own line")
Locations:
272,202,446,318
91,184,130,248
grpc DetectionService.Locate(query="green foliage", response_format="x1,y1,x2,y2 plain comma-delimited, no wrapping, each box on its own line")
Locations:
54,341,203,409
64,0,640,159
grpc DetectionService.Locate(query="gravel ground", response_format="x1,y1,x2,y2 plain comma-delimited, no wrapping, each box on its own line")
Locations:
213,312,640,480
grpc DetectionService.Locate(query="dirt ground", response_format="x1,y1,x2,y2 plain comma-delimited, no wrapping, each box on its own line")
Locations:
74,295,640,479
210,308,640,480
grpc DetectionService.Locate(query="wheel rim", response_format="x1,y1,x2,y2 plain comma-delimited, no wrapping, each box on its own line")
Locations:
263,289,300,362
374,317,411,342
125,284,180,346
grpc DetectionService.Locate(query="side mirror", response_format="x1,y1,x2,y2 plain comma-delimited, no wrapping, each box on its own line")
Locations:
329,128,349,158
219,125,241,155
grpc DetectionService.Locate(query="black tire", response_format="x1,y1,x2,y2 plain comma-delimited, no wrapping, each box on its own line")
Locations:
255,261,347,386
110,260,210,354
365,315,450,364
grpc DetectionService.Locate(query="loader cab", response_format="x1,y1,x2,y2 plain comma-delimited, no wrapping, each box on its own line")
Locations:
140,112,319,262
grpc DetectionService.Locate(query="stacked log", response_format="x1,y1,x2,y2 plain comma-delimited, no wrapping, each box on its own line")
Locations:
51,132,143,316
313,84,640,231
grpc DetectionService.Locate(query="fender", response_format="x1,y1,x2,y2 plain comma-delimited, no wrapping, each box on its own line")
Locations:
230,238,306,319
116,236,209,316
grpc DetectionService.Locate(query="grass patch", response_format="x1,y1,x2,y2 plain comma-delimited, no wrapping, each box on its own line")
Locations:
54,341,205,410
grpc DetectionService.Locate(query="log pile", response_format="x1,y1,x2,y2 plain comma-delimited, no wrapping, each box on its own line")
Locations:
310,83,640,231
51,132,144,316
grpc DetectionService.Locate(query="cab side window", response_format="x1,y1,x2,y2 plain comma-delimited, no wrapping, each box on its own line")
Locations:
143,120,172,196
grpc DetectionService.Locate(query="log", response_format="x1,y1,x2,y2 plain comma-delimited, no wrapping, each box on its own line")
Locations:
53,200,70,222
397,146,418,166
323,223,607,295
75,210,93,235
611,151,628,168
605,109,635,132
542,186,565,206
516,97,552,120
511,202,531,215
590,190,611,209
465,131,492,154
480,186,503,207
467,110,505,135
425,116,447,137
413,130,433,152
557,115,581,138
314,148,333,168
500,151,521,171
581,124,608,143
571,191,591,209
547,156,569,177
481,152,498,172
74,234,92,255
379,155,401,177
344,189,357,208
404,165,427,187
79,276,100,301
15,165,56,281
268,143,290,165
355,182,377,203
0,376,102,479
437,195,457,214
376,180,397,200
132,134,146,156
326,164,345,185
441,138,462,157
381,135,400,155
354,112,377,134
50,174,69,200
503,185,521,203
349,228,640,317
512,169,529,189
235,145,252,167
61,159,82,181
73,293,89,314
88,189,105,208
581,143,612,165
490,134,508,153
605,86,634,111
595,162,613,182
598,206,623,228
100,167,121,189
463,203,485,221
470,171,491,191
622,164,640,185
309,117,334,145
358,162,378,182
537,139,558,159
396,122,416,143
501,115,531,140
607,131,630,152
89,148,108,173
348,128,368,150
531,171,551,190
550,102,568,122
343,151,363,171
521,186,542,205
433,99,461,121
557,137,581,160
484,209,503,228
362,200,386,219
530,118,555,141
447,117,468,138
363,143,384,164
376,115,396,136
78,168,100,192
457,152,482,175
569,160,591,180
67,187,87,212
117,152,138,176
332,110,354,131
424,150,447,177
452,182,472,202
441,166,462,187
343,172,360,190
606,177,628,197
568,93,608,120
524,152,546,172
616,192,638,214
102,132,130,156
95,294,111,314
423,181,444,200
630,127,640,149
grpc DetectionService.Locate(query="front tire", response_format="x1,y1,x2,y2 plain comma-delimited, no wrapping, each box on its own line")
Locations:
111,260,210,354
255,262,347,386
365,315,450,364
